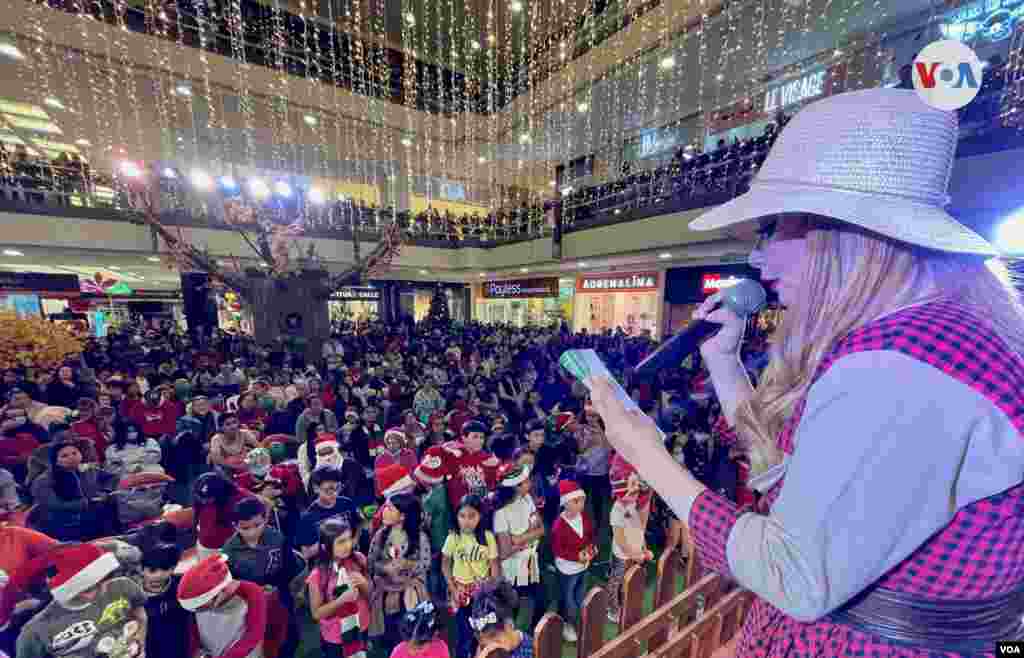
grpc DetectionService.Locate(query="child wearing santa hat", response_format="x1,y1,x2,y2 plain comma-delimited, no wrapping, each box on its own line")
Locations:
550,480,597,643
367,463,417,534
607,454,654,626
178,553,282,658
373,429,417,475
16,543,147,658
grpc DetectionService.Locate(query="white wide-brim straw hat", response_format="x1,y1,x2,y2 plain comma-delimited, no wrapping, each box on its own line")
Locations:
690,89,997,256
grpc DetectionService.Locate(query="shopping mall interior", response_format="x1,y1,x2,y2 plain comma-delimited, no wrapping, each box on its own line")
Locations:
2,0,1024,656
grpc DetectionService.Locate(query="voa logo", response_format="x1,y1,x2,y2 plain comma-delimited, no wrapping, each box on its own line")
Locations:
913,39,984,111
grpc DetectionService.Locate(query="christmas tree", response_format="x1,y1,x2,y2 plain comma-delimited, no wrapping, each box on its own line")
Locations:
426,286,450,326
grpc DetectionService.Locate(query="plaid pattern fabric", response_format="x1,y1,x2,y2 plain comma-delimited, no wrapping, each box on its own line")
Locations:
690,300,1024,657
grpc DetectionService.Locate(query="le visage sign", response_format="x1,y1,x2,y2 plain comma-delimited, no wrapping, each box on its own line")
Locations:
763,69,828,114
482,278,559,299
576,272,658,293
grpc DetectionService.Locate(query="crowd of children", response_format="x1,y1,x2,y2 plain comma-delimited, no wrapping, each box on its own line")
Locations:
0,317,768,658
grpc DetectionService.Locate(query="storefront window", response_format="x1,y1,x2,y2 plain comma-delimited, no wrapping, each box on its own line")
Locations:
573,272,659,336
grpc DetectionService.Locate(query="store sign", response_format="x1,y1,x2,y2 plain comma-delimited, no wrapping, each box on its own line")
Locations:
0,271,80,295
763,70,827,114
331,287,381,301
702,274,743,294
941,0,1024,43
577,272,658,292
483,278,559,299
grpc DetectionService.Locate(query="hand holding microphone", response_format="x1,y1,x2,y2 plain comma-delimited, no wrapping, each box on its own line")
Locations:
693,290,747,361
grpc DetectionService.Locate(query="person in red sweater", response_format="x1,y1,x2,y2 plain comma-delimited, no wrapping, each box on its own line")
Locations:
134,387,181,439
178,554,285,658
550,480,597,643
192,472,254,559
434,422,499,510
71,398,114,462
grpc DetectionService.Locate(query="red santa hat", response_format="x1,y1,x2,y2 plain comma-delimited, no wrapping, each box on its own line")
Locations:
178,554,234,611
315,432,339,452
690,373,711,402
610,453,652,507
414,444,447,486
497,462,531,488
553,412,576,433
558,479,586,506
118,472,175,490
47,543,120,605
376,463,416,498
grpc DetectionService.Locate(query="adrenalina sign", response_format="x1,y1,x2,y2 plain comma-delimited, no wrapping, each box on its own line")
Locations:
576,272,658,293
483,278,559,299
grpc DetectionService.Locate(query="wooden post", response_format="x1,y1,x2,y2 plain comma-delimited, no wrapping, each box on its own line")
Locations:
579,586,609,658
533,612,564,658
621,564,647,633
648,546,678,652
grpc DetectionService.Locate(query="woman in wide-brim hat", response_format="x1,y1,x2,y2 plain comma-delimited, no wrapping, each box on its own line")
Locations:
589,88,1024,657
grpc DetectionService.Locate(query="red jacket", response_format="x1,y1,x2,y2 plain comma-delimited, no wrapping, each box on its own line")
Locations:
0,526,60,627
133,401,181,438
71,419,110,462
187,581,278,658
551,511,596,565
196,489,252,550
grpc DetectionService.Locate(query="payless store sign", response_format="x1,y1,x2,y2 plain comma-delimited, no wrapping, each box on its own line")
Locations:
483,278,559,299
577,272,658,293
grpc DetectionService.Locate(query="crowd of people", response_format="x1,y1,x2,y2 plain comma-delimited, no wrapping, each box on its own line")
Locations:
0,315,770,658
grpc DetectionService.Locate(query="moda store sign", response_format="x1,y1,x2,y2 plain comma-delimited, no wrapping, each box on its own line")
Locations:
577,272,658,293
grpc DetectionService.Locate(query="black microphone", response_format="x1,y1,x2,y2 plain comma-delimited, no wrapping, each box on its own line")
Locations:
635,279,767,377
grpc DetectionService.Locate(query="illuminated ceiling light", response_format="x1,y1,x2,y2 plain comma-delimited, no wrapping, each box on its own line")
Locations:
659,55,675,70
478,272,486,277
519,132,531,144
75,138,91,146
560,52,566,61
488,34,496,45
549,180,556,187
248,178,270,199
510,0,523,13
119,161,143,178
560,185,573,197
219,175,238,192
190,169,213,190
419,269,429,275
400,137,413,147
107,266,121,271
471,40,481,51
161,167,177,179
716,73,725,81
303,114,318,126
477,155,487,163
404,11,416,25
576,102,589,112
44,97,66,110
274,181,292,198
147,256,161,262
659,252,672,259
578,262,587,268
0,42,25,60
2,249,24,257
308,186,325,204
995,209,1024,254
833,49,843,57
520,267,529,273
174,83,192,97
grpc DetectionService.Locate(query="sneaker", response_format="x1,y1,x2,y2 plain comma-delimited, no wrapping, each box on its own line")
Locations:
562,624,578,643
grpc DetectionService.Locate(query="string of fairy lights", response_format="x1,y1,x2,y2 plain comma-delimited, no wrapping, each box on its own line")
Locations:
0,0,964,224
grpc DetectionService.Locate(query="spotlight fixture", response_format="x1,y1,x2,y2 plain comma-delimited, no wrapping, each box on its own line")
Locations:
274,181,292,198
995,209,1024,254
248,178,270,199
2,249,24,257
0,42,25,60
190,169,213,190
308,187,326,204
119,161,143,178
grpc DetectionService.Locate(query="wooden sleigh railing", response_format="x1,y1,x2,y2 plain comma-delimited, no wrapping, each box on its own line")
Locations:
481,547,755,658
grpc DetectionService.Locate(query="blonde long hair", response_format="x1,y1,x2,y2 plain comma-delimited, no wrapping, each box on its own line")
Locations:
736,219,1024,475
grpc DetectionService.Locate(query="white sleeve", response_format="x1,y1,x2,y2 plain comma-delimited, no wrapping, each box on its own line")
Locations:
725,350,1024,622
493,508,510,534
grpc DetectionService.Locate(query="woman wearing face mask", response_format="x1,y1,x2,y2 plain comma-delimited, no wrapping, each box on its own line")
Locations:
105,420,164,477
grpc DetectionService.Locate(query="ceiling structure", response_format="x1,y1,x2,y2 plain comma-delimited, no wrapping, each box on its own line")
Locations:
0,0,950,208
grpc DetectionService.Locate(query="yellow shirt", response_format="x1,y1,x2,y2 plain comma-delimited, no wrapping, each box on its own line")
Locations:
442,531,498,584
